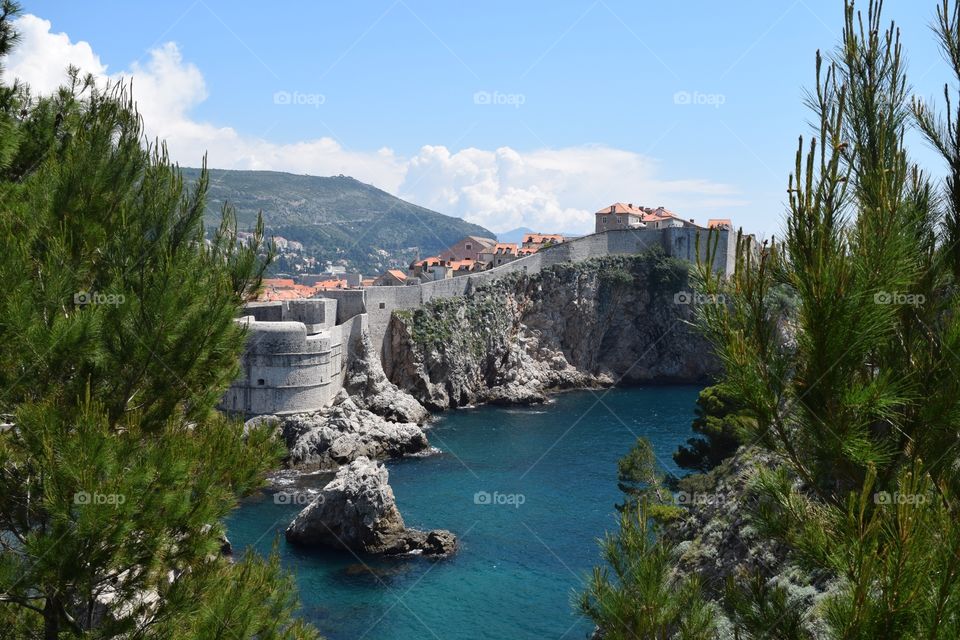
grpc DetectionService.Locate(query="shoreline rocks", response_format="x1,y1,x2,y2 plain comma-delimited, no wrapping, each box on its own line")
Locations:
255,391,431,471
665,446,841,636
285,457,457,557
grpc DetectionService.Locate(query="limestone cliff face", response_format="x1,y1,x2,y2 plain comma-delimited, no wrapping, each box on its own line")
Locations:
386,252,719,410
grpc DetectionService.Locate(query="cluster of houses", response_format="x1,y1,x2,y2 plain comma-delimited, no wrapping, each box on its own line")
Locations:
255,202,733,299
594,202,731,233
373,232,565,286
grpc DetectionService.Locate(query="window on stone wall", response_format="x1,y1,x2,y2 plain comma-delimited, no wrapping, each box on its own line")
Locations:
257,379,265,386
379,302,386,309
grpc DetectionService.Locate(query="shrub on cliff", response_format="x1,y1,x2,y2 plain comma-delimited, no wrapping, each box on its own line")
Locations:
673,384,750,473
0,3,317,638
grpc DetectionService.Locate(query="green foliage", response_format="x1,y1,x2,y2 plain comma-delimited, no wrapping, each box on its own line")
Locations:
590,1,960,635
577,503,716,640
544,247,689,296
723,572,812,640
600,267,634,288
400,294,504,357
690,1,960,636
0,6,318,638
674,384,750,472
616,437,669,512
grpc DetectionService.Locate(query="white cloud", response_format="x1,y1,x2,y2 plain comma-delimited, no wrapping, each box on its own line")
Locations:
399,144,747,232
6,14,107,94
7,13,744,235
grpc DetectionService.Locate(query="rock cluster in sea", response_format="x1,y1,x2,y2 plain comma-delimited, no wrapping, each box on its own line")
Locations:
274,390,429,470
285,457,457,557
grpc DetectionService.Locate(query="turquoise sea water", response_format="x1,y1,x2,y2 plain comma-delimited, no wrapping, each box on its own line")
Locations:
226,386,702,640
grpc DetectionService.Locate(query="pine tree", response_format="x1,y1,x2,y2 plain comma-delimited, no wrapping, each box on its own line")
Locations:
0,3,318,637
585,1,960,637
577,502,716,640
693,0,960,636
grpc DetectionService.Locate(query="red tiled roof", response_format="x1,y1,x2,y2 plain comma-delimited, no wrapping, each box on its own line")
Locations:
594,203,646,215
492,243,519,255
313,279,346,290
523,233,564,244
413,256,442,267
262,278,296,288
386,269,407,281
447,259,476,270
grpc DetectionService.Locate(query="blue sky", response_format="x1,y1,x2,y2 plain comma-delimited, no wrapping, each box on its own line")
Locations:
13,0,952,236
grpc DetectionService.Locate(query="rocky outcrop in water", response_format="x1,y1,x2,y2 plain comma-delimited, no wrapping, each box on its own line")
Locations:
250,391,430,470
387,251,718,410
285,457,457,557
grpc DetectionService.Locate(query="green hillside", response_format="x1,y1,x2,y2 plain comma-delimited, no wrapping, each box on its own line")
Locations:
181,167,495,274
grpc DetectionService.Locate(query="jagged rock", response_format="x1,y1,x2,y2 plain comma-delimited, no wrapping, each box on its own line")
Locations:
386,253,713,410
345,333,430,424
285,457,457,557
269,391,430,470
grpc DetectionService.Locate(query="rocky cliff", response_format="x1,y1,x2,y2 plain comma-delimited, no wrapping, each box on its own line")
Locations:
386,251,719,410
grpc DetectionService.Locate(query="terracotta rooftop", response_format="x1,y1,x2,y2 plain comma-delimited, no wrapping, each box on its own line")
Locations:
523,233,564,244
413,256,443,267
707,218,733,228
594,203,646,215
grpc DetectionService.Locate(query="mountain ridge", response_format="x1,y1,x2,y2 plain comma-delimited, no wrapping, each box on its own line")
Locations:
181,167,495,273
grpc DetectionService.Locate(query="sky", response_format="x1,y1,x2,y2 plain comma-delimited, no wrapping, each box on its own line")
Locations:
7,0,953,237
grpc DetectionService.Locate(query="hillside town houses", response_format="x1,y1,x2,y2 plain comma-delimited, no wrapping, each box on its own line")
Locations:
254,202,732,301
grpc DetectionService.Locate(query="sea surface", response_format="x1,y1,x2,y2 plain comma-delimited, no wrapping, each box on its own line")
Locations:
227,386,702,640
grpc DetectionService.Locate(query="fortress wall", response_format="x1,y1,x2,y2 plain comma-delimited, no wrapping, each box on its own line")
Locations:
220,301,368,416
313,289,366,324
360,227,734,360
